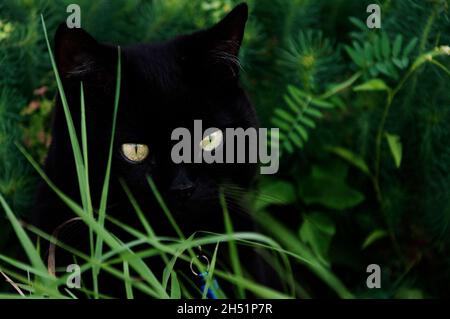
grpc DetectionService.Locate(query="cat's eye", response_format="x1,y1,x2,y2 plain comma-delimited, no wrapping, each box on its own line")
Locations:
121,143,149,163
200,130,223,152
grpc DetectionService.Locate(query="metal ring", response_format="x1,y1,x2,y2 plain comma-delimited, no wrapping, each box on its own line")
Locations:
190,254,210,276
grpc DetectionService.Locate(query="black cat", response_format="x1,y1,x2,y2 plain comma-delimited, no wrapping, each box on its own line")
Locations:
32,3,271,297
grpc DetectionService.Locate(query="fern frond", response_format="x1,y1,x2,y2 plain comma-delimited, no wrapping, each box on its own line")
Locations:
278,29,342,92
345,28,418,80
271,85,335,154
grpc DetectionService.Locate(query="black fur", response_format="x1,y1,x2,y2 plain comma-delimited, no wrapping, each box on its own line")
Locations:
32,4,270,297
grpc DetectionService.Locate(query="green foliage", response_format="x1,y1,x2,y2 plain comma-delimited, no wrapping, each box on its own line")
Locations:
263,0,450,298
298,164,365,211
346,23,418,80
325,146,371,176
0,90,35,219
385,133,402,168
254,178,296,211
271,85,336,154
279,30,341,92
361,229,388,250
354,78,391,92
299,212,336,267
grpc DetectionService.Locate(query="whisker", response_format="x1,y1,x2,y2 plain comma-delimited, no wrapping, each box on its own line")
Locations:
222,183,289,205
224,198,250,219
225,189,283,204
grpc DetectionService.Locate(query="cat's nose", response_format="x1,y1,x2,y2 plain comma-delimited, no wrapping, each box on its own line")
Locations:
169,167,196,202
170,184,196,202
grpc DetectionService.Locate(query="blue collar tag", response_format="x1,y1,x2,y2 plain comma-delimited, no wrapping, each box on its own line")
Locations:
198,272,221,299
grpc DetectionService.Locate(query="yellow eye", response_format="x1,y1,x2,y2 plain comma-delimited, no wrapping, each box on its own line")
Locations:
121,144,149,163
200,130,223,152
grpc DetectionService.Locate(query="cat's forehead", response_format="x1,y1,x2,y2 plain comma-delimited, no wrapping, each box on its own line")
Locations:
117,44,226,130
123,43,183,92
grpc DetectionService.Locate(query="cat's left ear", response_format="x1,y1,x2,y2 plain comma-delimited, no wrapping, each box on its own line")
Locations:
201,3,249,80
54,23,114,80
208,3,248,56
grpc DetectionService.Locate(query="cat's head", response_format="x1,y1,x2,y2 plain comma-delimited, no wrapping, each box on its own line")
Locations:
53,3,257,225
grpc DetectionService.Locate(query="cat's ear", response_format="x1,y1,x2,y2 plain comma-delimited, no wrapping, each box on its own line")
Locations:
54,23,102,79
208,3,248,57
200,3,249,81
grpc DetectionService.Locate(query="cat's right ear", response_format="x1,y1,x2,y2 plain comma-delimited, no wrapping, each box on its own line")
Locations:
54,23,101,79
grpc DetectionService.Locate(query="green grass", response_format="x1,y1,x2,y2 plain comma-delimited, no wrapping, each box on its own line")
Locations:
0,16,355,300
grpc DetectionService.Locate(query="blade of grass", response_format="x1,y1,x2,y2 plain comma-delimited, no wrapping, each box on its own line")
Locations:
214,269,291,299
101,223,302,299
27,221,158,294
170,271,181,299
178,281,194,299
26,269,31,297
123,261,134,299
119,179,155,238
219,191,245,298
27,221,164,298
178,271,203,298
1,269,26,297
41,15,90,219
162,234,196,291
0,254,50,279
93,46,122,297
80,83,96,296
104,218,304,274
146,176,208,275
64,288,78,299
146,176,185,240
0,194,54,293
17,144,168,298
0,266,65,298
114,230,313,271
42,15,97,296
39,25,163,297
257,210,353,298
119,179,170,265
201,243,219,299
